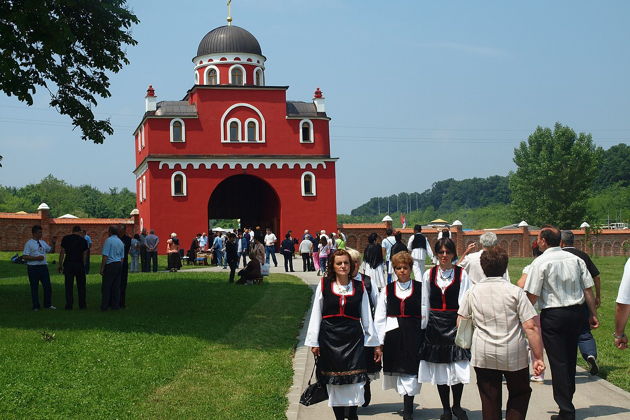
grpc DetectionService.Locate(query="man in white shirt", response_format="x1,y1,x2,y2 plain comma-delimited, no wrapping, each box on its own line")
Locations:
264,228,278,267
458,232,509,284
22,225,56,311
614,258,630,349
407,224,433,281
381,228,395,283
299,235,314,272
524,226,598,420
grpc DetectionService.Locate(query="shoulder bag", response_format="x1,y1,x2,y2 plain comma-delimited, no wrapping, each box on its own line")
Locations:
299,355,328,406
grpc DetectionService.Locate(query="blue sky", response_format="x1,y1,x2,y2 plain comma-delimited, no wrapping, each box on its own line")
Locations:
1,1,629,213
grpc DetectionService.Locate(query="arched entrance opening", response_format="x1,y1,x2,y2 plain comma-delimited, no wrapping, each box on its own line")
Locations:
208,174,280,234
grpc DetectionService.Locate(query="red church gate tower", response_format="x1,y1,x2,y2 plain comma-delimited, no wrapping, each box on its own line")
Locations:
133,24,338,249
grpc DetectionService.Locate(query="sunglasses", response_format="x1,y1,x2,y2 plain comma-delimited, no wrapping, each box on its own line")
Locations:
437,250,453,255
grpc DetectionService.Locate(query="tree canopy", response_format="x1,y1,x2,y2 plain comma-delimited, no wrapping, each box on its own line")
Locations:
593,143,630,190
0,0,138,143
510,123,600,229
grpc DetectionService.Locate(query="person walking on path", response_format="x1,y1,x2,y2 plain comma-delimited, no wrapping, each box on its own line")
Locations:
363,233,386,290
560,230,601,375
407,224,433,281
58,225,88,310
166,232,181,272
615,257,630,349
281,233,295,272
382,228,396,284
305,249,380,420
226,233,239,282
458,232,509,284
419,237,471,420
523,225,598,420
100,225,124,311
374,251,423,420
264,228,278,267
458,247,545,420
316,236,330,276
145,230,159,272
23,225,56,311
299,235,314,272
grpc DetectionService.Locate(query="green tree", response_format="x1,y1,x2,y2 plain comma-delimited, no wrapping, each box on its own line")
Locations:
0,0,138,143
593,143,630,190
510,123,600,229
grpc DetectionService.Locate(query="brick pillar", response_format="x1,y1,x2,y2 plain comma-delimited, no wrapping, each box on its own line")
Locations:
130,209,140,234
453,224,464,256
520,224,530,257
37,203,54,252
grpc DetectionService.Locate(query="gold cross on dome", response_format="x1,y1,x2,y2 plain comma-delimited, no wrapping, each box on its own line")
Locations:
227,0,233,25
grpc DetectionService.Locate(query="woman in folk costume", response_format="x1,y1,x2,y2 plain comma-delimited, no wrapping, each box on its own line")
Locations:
418,238,471,420
305,249,380,420
374,251,424,420
346,247,381,407
407,224,433,281
387,231,409,282
363,233,387,290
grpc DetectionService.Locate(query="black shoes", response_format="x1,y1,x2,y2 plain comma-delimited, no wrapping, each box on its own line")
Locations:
452,406,468,420
440,412,453,420
586,355,599,375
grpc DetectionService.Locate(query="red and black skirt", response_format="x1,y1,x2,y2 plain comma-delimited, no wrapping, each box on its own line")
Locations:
318,317,369,385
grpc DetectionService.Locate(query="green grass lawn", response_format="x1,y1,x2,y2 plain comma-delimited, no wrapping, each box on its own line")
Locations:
0,253,312,419
508,256,630,392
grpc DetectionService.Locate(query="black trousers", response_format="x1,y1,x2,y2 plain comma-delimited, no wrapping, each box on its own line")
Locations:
541,305,582,419
148,251,158,272
229,261,238,282
101,262,122,311
120,260,128,308
283,252,294,272
84,249,91,274
63,261,87,309
140,248,149,272
301,253,312,271
475,367,531,420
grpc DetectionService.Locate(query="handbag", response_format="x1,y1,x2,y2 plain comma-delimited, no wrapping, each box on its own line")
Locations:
455,317,474,349
261,263,270,276
299,356,328,406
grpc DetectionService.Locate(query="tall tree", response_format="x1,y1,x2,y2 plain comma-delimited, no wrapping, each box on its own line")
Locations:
510,123,600,229
593,143,630,190
0,0,138,143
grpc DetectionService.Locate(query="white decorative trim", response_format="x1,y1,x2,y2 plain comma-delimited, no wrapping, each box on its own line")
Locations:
204,65,220,85
226,118,242,141
299,119,314,143
136,133,141,152
193,53,266,69
170,118,186,143
138,179,142,201
134,162,148,179
140,126,145,148
244,118,259,141
301,171,316,196
194,71,199,85
220,103,266,142
229,64,246,85
156,157,336,170
254,67,264,86
171,171,187,196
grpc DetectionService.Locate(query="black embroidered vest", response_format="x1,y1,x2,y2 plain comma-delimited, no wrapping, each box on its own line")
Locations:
385,280,422,318
410,233,427,250
321,278,364,320
428,266,462,311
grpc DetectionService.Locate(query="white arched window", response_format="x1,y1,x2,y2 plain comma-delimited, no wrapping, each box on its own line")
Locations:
254,68,264,86
138,178,143,202
245,118,259,142
171,171,187,196
220,103,266,142
170,118,185,142
142,175,147,200
299,119,314,143
301,171,316,196
227,118,241,141
136,133,141,152
229,65,245,85
140,126,145,148
194,71,199,85
205,66,220,85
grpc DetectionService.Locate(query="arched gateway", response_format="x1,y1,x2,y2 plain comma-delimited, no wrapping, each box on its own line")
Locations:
132,22,338,250
208,175,280,234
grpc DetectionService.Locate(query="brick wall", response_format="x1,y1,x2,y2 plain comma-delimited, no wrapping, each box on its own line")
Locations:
0,208,138,254
340,222,630,258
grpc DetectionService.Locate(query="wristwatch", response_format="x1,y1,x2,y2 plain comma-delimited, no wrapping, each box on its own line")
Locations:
612,332,626,339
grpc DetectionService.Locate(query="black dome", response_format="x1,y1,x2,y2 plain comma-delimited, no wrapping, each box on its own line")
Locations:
196,25,262,57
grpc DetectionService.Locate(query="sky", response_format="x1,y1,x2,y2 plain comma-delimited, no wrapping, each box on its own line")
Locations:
1,0,629,214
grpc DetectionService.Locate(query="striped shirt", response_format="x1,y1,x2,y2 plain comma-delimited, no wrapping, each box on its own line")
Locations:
524,247,594,310
458,277,537,371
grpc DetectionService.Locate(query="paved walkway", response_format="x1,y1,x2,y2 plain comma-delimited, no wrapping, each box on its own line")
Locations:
188,260,630,420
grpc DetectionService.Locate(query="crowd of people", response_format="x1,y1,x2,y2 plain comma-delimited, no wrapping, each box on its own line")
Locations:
304,224,630,420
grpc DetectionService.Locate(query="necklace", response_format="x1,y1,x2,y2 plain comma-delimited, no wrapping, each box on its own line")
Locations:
397,280,412,291
337,281,351,295
439,268,454,282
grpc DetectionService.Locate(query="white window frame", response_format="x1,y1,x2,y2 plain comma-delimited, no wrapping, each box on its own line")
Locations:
301,171,316,196
142,175,147,200
138,178,143,202
227,118,242,141
253,67,264,86
194,71,199,85
220,103,266,142
229,64,246,85
170,118,186,143
171,171,187,196
244,118,259,142
136,133,141,152
299,119,314,143
204,65,220,85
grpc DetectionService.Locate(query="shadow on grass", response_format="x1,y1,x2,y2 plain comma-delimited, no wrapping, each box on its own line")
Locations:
0,271,308,350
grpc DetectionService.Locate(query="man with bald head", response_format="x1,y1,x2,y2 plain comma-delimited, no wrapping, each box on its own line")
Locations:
524,225,598,420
